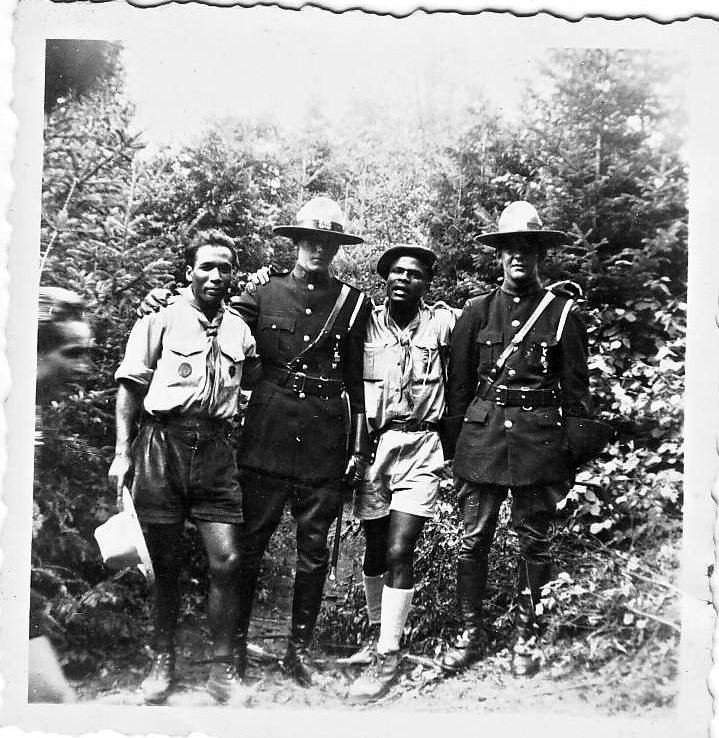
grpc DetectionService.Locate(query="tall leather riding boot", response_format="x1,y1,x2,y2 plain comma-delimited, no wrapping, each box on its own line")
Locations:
234,556,263,678
283,570,326,687
511,559,551,677
441,559,487,673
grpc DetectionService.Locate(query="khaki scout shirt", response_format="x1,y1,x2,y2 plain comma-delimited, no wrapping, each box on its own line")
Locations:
363,300,456,433
115,287,256,420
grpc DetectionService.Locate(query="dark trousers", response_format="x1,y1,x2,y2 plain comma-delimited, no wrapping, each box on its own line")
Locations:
455,479,565,625
236,469,341,641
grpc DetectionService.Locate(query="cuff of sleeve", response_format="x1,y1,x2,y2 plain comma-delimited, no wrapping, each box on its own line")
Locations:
115,364,153,387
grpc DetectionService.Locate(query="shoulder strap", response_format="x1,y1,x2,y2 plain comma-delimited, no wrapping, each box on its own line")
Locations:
488,290,556,378
288,284,351,370
556,298,574,341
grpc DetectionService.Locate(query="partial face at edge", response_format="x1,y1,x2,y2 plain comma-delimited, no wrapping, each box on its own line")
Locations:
385,255,429,308
296,236,341,275
186,244,234,310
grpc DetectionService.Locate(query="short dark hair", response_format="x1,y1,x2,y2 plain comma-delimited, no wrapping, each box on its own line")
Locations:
184,229,237,268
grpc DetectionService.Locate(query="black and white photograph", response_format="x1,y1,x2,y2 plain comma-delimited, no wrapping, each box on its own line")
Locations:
2,2,717,737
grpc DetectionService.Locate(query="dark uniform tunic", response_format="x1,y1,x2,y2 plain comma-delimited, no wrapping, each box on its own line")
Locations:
448,285,590,487
233,265,369,480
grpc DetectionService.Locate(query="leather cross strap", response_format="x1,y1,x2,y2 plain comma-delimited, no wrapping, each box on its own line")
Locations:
479,289,556,397
288,283,351,371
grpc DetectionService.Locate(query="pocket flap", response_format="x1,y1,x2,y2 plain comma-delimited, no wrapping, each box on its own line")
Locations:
218,339,245,363
259,314,296,332
464,403,489,423
536,408,561,426
476,330,503,346
166,338,206,357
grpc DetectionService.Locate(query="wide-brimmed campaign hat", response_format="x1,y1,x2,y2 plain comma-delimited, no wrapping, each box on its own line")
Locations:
273,196,364,246
477,201,567,250
376,244,437,279
94,487,155,586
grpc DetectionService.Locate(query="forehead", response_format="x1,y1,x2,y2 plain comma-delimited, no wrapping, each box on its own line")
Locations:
389,255,428,277
193,244,234,265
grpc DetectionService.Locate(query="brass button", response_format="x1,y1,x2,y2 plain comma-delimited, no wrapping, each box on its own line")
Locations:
303,335,311,342
504,420,513,429
511,319,520,327
298,392,306,399
271,324,277,329
305,308,312,315
307,283,315,291
513,296,520,304
508,369,516,377
302,364,308,371
485,340,492,345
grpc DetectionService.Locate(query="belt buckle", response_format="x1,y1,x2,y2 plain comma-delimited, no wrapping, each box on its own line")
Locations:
494,384,508,407
520,386,533,411
291,371,307,396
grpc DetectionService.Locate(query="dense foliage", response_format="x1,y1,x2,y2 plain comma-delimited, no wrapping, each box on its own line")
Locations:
34,47,685,702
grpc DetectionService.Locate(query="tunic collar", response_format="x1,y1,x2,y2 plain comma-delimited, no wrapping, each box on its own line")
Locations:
500,278,543,297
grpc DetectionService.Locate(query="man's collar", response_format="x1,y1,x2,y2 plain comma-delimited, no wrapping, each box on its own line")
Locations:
500,278,543,297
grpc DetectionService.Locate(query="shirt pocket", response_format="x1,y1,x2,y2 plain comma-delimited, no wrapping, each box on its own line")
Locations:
258,314,296,360
411,338,442,384
524,333,560,375
162,338,207,388
218,336,246,386
363,343,386,381
475,330,504,374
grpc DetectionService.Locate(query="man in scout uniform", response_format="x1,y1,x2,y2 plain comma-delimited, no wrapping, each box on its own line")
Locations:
441,201,590,678
232,196,372,687
108,230,257,704
343,245,456,703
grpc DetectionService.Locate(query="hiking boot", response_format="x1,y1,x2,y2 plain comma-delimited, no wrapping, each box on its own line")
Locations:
336,626,379,666
441,627,485,674
140,650,175,704
206,660,248,705
283,640,320,687
347,650,401,703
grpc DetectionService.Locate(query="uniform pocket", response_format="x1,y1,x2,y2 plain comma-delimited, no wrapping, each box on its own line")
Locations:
411,339,442,383
363,343,385,381
258,314,296,358
475,330,504,373
464,402,490,424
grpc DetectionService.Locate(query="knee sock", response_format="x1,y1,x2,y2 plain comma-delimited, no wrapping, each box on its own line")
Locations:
363,573,386,626
377,586,413,654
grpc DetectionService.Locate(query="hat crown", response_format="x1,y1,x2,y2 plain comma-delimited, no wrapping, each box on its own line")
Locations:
497,201,543,233
295,196,345,232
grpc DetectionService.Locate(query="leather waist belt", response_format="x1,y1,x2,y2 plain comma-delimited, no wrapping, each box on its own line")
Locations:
481,383,560,408
146,413,232,435
382,420,439,433
263,366,344,399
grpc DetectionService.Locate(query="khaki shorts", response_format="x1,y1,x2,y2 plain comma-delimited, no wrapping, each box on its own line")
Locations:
353,429,444,521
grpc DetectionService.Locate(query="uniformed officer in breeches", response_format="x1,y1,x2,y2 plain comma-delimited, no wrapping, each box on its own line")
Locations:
232,197,372,687
442,202,590,678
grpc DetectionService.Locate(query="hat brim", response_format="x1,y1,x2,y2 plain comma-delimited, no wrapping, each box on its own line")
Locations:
121,487,155,587
376,246,437,279
477,229,568,249
273,225,364,246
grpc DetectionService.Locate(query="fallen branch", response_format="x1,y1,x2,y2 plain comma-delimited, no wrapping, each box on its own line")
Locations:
624,605,680,634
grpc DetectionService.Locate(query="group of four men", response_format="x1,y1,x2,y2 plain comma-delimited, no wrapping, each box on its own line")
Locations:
108,195,590,705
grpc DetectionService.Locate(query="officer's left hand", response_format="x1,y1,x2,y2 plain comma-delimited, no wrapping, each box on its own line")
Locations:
343,453,369,487
247,266,272,286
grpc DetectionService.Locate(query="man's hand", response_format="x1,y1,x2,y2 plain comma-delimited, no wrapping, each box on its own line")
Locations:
343,453,369,487
108,454,132,511
247,266,272,286
137,287,173,317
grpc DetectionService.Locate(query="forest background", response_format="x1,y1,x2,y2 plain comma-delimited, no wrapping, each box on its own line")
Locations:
33,35,686,710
